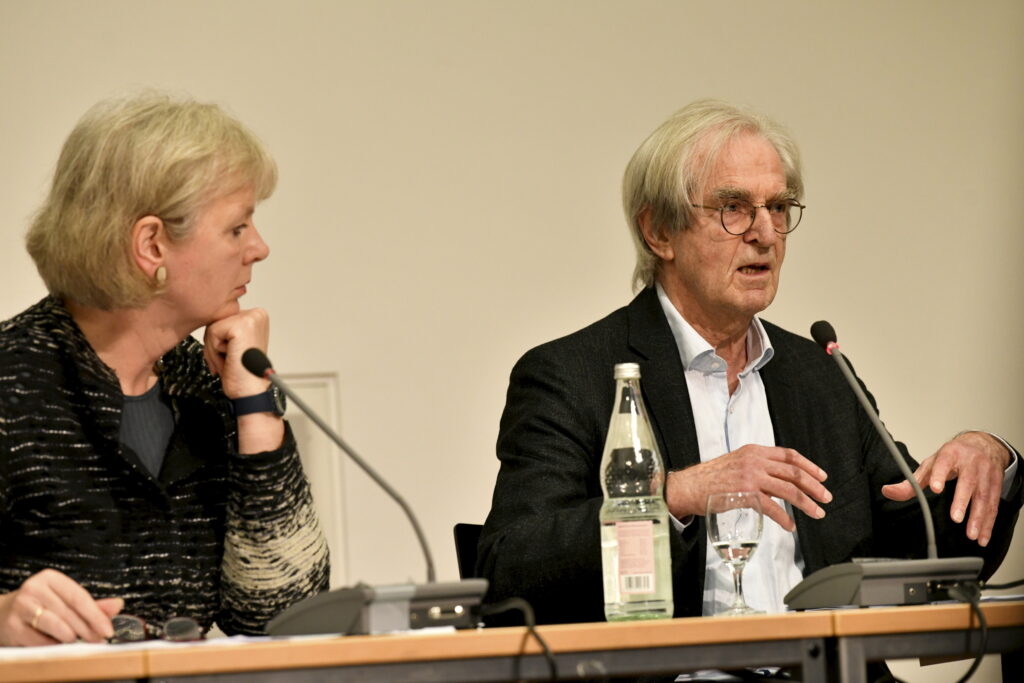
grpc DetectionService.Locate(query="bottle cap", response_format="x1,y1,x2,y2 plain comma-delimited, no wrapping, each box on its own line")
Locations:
613,362,640,379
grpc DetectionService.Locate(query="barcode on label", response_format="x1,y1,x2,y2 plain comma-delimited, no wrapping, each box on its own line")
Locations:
621,573,654,594
616,520,656,594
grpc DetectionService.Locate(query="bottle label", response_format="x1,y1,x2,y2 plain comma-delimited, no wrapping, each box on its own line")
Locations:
615,520,655,594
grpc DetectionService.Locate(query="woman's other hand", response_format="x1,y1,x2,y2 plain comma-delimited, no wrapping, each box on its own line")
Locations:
0,569,123,646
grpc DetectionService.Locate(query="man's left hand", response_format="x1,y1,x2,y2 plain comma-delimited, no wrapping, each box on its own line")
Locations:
881,431,1011,546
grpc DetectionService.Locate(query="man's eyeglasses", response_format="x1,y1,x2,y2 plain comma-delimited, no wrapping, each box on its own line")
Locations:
690,198,805,235
109,614,203,643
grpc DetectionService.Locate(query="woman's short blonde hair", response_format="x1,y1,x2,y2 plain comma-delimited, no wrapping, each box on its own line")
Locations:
26,92,277,309
622,99,803,291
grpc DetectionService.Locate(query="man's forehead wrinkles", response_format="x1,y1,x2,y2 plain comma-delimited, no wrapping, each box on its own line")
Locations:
713,187,751,200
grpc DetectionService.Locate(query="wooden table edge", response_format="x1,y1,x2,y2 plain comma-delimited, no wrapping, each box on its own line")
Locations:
830,600,1024,636
0,649,146,683
145,611,834,677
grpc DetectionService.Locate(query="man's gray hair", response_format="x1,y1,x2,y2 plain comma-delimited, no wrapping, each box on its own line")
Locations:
622,99,803,291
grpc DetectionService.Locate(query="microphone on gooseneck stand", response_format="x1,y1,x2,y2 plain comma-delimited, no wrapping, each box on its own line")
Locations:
808,321,939,561
240,348,487,636
783,322,982,610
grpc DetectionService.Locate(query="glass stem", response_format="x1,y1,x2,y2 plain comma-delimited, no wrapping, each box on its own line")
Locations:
730,564,746,609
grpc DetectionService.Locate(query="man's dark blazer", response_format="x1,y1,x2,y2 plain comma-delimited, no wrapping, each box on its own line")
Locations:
477,287,1021,625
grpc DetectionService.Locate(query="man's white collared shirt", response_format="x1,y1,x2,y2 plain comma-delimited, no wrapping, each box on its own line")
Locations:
655,284,805,615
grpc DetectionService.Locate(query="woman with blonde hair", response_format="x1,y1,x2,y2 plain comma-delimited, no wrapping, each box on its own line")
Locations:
0,92,328,646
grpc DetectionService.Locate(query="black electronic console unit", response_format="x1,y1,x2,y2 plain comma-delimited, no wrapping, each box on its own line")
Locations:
267,579,489,636
785,557,982,610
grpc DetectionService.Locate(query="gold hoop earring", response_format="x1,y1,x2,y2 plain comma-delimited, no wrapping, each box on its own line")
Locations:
155,266,167,285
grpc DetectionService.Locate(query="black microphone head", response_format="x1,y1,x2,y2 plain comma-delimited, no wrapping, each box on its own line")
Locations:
810,320,837,350
241,348,274,378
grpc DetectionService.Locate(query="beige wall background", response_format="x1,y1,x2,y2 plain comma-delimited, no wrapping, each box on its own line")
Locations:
1,1,1021,679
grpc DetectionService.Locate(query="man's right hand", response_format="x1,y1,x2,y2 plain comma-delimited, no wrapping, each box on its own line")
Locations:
665,444,832,531
0,569,123,646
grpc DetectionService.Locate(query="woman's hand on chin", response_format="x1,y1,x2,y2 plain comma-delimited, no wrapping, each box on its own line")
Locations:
203,308,271,399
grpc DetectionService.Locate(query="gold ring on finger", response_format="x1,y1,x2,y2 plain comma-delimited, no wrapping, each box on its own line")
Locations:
31,605,45,630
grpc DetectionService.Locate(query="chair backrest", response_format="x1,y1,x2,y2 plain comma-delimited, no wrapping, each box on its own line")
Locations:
453,523,483,579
